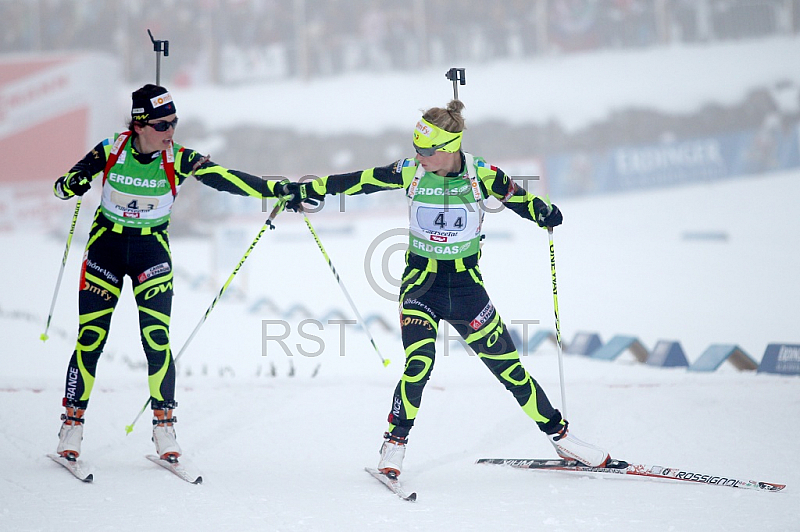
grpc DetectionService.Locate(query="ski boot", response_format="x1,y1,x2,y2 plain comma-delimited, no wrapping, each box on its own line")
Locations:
57,402,85,461
152,400,182,462
549,421,610,467
378,433,407,477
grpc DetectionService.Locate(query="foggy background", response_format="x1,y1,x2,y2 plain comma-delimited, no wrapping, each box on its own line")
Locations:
2,0,800,231
5,1,797,82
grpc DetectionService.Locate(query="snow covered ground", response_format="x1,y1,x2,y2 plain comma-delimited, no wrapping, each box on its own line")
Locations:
1,168,797,531
2,35,799,532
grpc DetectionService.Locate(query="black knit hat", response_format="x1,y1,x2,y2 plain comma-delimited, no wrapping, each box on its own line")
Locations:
131,84,176,121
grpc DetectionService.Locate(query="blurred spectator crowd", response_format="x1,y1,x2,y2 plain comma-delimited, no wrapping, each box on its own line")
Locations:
2,0,798,86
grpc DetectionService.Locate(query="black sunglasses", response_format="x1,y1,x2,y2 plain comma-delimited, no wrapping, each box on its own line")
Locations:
413,136,458,157
145,117,179,132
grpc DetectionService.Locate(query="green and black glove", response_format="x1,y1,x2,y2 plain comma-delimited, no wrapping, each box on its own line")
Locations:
54,170,92,200
279,181,325,212
533,198,563,228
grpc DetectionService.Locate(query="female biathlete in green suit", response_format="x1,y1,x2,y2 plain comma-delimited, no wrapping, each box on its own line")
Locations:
53,84,285,461
283,99,612,476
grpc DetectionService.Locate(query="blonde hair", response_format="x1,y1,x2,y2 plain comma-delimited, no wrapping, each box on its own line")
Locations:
422,99,466,133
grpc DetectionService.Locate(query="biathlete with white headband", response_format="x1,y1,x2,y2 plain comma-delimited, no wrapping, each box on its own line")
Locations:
282,100,613,477
53,84,286,463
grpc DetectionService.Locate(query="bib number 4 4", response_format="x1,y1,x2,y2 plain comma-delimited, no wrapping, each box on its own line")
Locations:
434,212,464,229
417,206,467,232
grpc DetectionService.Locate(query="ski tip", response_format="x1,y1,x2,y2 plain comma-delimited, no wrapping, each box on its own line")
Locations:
147,455,203,485
48,453,93,482
758,482,785,492
406,492,417,502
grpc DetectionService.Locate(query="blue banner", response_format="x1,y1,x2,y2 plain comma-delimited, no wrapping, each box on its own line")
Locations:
545,123,800,197
758,344,800,375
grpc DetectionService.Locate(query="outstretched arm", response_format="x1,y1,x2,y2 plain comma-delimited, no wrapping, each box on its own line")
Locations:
179,148,283,198
283,159,416,211
478,162,562,228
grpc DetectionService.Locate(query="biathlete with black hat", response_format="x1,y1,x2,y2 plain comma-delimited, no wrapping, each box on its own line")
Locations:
54,84,285,462
282,100,612,476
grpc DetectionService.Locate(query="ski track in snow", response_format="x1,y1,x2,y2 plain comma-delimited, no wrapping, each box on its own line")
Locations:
2,171,798,531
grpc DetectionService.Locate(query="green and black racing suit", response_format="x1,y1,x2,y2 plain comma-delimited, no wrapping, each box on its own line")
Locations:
55,132,280,412
304,152,566,441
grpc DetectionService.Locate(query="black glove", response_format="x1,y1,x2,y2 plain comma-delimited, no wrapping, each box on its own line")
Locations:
54,171,92,200
533,198,563,228
272,179,291,197
281,181,323,212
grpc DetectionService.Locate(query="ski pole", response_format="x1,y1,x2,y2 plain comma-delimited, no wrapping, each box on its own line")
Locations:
125,198,287,434
41,199,82,342
547,225,567,420
300,208,390,367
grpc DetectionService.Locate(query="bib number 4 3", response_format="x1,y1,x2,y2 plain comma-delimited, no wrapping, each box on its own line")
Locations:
127,199,156,211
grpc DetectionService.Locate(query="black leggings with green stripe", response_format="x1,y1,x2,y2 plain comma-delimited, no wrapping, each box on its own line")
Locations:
62,223,175,410
387,261,563,440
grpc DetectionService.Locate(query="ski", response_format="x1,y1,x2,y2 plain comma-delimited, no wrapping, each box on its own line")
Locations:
476,458,785,492
365,467,417,501
47,453,93,483
146,455,203,484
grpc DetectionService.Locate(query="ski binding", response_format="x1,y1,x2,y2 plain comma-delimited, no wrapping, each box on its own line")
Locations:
365,467,417,501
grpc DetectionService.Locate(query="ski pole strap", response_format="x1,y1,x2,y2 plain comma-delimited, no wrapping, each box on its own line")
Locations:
266,196,287,229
